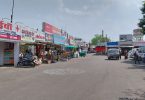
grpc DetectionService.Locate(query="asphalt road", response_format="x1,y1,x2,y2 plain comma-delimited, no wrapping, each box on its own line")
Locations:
0,54,145,100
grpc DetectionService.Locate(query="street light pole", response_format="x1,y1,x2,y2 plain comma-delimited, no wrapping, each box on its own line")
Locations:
11,0,14,23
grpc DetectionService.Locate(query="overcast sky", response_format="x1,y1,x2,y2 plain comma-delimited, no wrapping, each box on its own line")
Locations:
0,0,143,42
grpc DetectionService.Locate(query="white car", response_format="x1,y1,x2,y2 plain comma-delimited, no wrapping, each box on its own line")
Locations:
128,50,133,58
138,47,145,59
128,48,138,58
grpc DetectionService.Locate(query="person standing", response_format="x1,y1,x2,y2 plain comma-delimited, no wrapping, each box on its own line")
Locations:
124,50,128,60
119,49,122,60
134,49,140,64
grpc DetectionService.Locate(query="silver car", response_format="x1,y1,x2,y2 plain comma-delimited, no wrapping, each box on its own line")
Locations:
107,49,120,60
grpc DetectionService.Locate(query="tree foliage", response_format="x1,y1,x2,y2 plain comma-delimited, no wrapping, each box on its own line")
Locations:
138,1,145,34
91,34,110,45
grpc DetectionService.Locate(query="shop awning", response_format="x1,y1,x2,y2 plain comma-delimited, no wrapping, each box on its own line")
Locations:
65,45,78,48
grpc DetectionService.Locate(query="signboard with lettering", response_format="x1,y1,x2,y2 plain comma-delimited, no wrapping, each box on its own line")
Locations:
119,41,133,46
133,41,145,47
45,33,53,42
0,20,21,41
42,22,61,35
120,34,133,42
35,31,45,42
70,39,76,45
53,34,65,45
21,26,35,42
107,42,118,47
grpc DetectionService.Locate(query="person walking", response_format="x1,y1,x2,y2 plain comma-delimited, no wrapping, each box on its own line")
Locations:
119,49,122,60
134,49,140,64
124,50,128,60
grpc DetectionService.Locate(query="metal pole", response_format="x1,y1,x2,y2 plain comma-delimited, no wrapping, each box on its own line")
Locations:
11,0,14,23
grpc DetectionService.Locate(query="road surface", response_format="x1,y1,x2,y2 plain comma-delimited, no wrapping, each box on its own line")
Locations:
0,54,145,100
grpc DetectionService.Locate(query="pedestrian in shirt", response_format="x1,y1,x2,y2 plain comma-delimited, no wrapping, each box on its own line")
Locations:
134,49,140,64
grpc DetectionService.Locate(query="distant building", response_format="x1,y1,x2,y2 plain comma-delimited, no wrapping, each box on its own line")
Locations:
133,29,144,42
75,38,83,47
133,29,145,47
75,38,88,49
119,34,133,53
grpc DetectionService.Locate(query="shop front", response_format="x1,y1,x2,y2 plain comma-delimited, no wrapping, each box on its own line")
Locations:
0,20,21,66
53,34,65,47
52,34,66,61
20,26,36,56
45,32,53,50
35,31,46,58
119,34,133,54
119,41,134,55
133,41,145,48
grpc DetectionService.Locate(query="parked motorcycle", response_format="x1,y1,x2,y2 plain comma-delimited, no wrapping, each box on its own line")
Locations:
17,57,36,67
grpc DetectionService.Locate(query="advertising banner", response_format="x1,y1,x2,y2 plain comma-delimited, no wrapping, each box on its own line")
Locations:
21,26,35,42
35,31,45,42
42,22,61,35
120,34,133,42
119,41,133,46
133,42,145,47
45,33,53,42
107,42,118,47
0,20,21,41
69,39,76,45
53,34,65,45
61,30,68,38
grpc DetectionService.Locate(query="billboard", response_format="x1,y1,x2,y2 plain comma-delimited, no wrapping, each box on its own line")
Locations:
0,20,21,41
35,31,45,42
107,42,119,47
119,34,133,42
53,34,65,45
45,33,53,42
21,26,35,42
42,22,61,35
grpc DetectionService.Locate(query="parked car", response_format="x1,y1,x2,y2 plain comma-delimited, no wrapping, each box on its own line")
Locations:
138,47,145,59
128,48,138,58
107,49,120,60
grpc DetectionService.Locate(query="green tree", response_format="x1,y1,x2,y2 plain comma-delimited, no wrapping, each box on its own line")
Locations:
91,34,110,45
138,1,145,34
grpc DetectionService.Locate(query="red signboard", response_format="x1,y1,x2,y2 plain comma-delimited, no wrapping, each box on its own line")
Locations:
0,20,21,40
42,22,61,35
0,20,12,30
43,22,53,33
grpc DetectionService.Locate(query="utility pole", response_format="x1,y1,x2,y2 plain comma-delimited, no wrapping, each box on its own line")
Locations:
102,30,104,37
106,34,107,42
11,0,14,23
